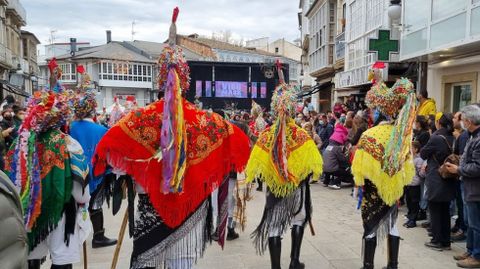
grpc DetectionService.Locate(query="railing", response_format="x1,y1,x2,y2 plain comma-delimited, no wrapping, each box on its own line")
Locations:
7,0,26,24
20,58,29,73
334,32,345,61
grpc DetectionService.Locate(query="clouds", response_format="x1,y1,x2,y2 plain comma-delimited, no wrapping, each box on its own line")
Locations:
22,0,300,49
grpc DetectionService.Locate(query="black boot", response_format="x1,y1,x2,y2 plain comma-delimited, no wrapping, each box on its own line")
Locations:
289,225,305,269
268,236,282,269
226,227,239,241
51,264,73,269
383,235,400,269
90,209,117,248
257,180,263,191
361,237,376,269
28,259,42,269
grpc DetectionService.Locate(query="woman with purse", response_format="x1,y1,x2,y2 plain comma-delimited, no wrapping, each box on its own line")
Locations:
420,112,457,251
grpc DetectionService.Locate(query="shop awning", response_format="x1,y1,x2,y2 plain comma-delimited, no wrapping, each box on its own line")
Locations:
0,80,30,97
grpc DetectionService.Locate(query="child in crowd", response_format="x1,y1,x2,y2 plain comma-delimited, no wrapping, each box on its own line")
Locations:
322,123,352,189
404,141,425,228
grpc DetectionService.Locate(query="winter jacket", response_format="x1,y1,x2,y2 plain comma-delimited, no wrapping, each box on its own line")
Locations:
414,130,430,149
322,140,348,173
0,170,28,269
458,127,480,202
417,98,437,116
330,123,349,145
411,155,425,186
454,131,469,156
420,128,456,202
318,123,334,151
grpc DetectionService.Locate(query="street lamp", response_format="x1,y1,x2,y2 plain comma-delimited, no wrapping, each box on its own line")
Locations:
388,0,402,20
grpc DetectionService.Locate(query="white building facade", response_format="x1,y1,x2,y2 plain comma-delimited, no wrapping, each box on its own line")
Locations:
335,0,400,99
400,0,480,112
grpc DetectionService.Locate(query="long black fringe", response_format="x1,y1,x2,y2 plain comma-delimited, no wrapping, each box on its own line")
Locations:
251,181,309,255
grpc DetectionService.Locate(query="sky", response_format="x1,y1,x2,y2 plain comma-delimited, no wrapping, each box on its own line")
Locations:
22,0,301,54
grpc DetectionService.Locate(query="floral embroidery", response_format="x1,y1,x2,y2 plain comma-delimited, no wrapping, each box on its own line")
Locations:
358,135,385,162
118,100,234,164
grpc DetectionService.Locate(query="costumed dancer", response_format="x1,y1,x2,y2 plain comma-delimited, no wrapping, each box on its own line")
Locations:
250,101,267,191
245,61,323,269
93,8,250,269
5,58,91,269
69,66,117,248
351,62,416,269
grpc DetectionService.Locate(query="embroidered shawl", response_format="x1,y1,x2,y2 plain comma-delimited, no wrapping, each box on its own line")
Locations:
93,99,250,228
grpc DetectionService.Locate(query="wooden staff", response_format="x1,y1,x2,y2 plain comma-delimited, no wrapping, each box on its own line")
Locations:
83,242,88,269
111,209,129,269
308,219,316,236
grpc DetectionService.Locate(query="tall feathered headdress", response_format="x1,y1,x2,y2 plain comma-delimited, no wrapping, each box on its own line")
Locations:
8,61,72,232
156,7,190,194
269,60,301,184
73,65,97,120
365,61,417,176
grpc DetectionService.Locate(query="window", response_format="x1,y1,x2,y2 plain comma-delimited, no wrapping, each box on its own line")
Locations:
432,0,467,21
99,61,153,82
404,0,429,31
348,0,363,41
366,0,384,31
275,47,279,53
59,63,76,81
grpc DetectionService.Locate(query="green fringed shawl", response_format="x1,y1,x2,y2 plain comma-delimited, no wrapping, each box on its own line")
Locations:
29,129,73,250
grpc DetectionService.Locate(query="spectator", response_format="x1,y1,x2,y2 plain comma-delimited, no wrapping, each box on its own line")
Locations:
0,170,27,268
417,90,437,117
451,111,470,242
0,95,15,111
0,108,15,149
303,122,322,149
333,101,345,115
303,97,314,116
445,105,480,268
428,114,437,134
404,141,425,228
414,115,431,149
421,112,456,251
322,122,351,189
12,105,25,129
318,114,334,151
327,111,336,126
348,113,369,146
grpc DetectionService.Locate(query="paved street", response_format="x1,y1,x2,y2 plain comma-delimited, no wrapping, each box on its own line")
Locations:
42,184,463,269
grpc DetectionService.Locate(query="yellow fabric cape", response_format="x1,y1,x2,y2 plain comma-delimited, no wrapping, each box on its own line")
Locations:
352,124,414,206
245,119,323,197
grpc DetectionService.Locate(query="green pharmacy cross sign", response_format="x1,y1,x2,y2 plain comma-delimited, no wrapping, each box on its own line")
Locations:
368,30,399,61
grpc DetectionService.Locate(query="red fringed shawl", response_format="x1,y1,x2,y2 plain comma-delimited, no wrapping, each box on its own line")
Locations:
94,99,250,228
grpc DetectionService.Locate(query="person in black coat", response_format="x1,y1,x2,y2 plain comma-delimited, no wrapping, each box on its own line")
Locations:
414,115,430,149
420,113,456,251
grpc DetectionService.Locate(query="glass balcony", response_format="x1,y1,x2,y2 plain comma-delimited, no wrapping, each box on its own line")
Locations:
335,32,346,61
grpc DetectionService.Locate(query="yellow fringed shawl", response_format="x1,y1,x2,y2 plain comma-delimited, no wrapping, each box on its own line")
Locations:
352,124,414,206
245,120,323,197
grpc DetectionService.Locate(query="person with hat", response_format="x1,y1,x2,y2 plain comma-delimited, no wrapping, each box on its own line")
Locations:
352,62,417,269
69,67,117,249
93,8,250,269
5,58,91,269
245,62,323,269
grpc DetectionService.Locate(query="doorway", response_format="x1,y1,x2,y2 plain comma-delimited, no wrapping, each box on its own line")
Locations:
451,82,472,112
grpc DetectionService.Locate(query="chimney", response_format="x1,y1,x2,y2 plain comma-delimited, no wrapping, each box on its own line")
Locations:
106,30,112,43
70,38,77,56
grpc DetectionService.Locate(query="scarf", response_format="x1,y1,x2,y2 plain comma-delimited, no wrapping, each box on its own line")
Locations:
93,99,250,228
245,118,323,197
5,129,74,249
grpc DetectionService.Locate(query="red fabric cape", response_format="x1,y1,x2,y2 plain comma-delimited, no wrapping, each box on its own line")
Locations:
94,99,250,228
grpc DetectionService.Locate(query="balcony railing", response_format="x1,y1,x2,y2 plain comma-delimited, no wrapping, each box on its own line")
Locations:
20,58,29,74
335,32,345,61
7,0,26,25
